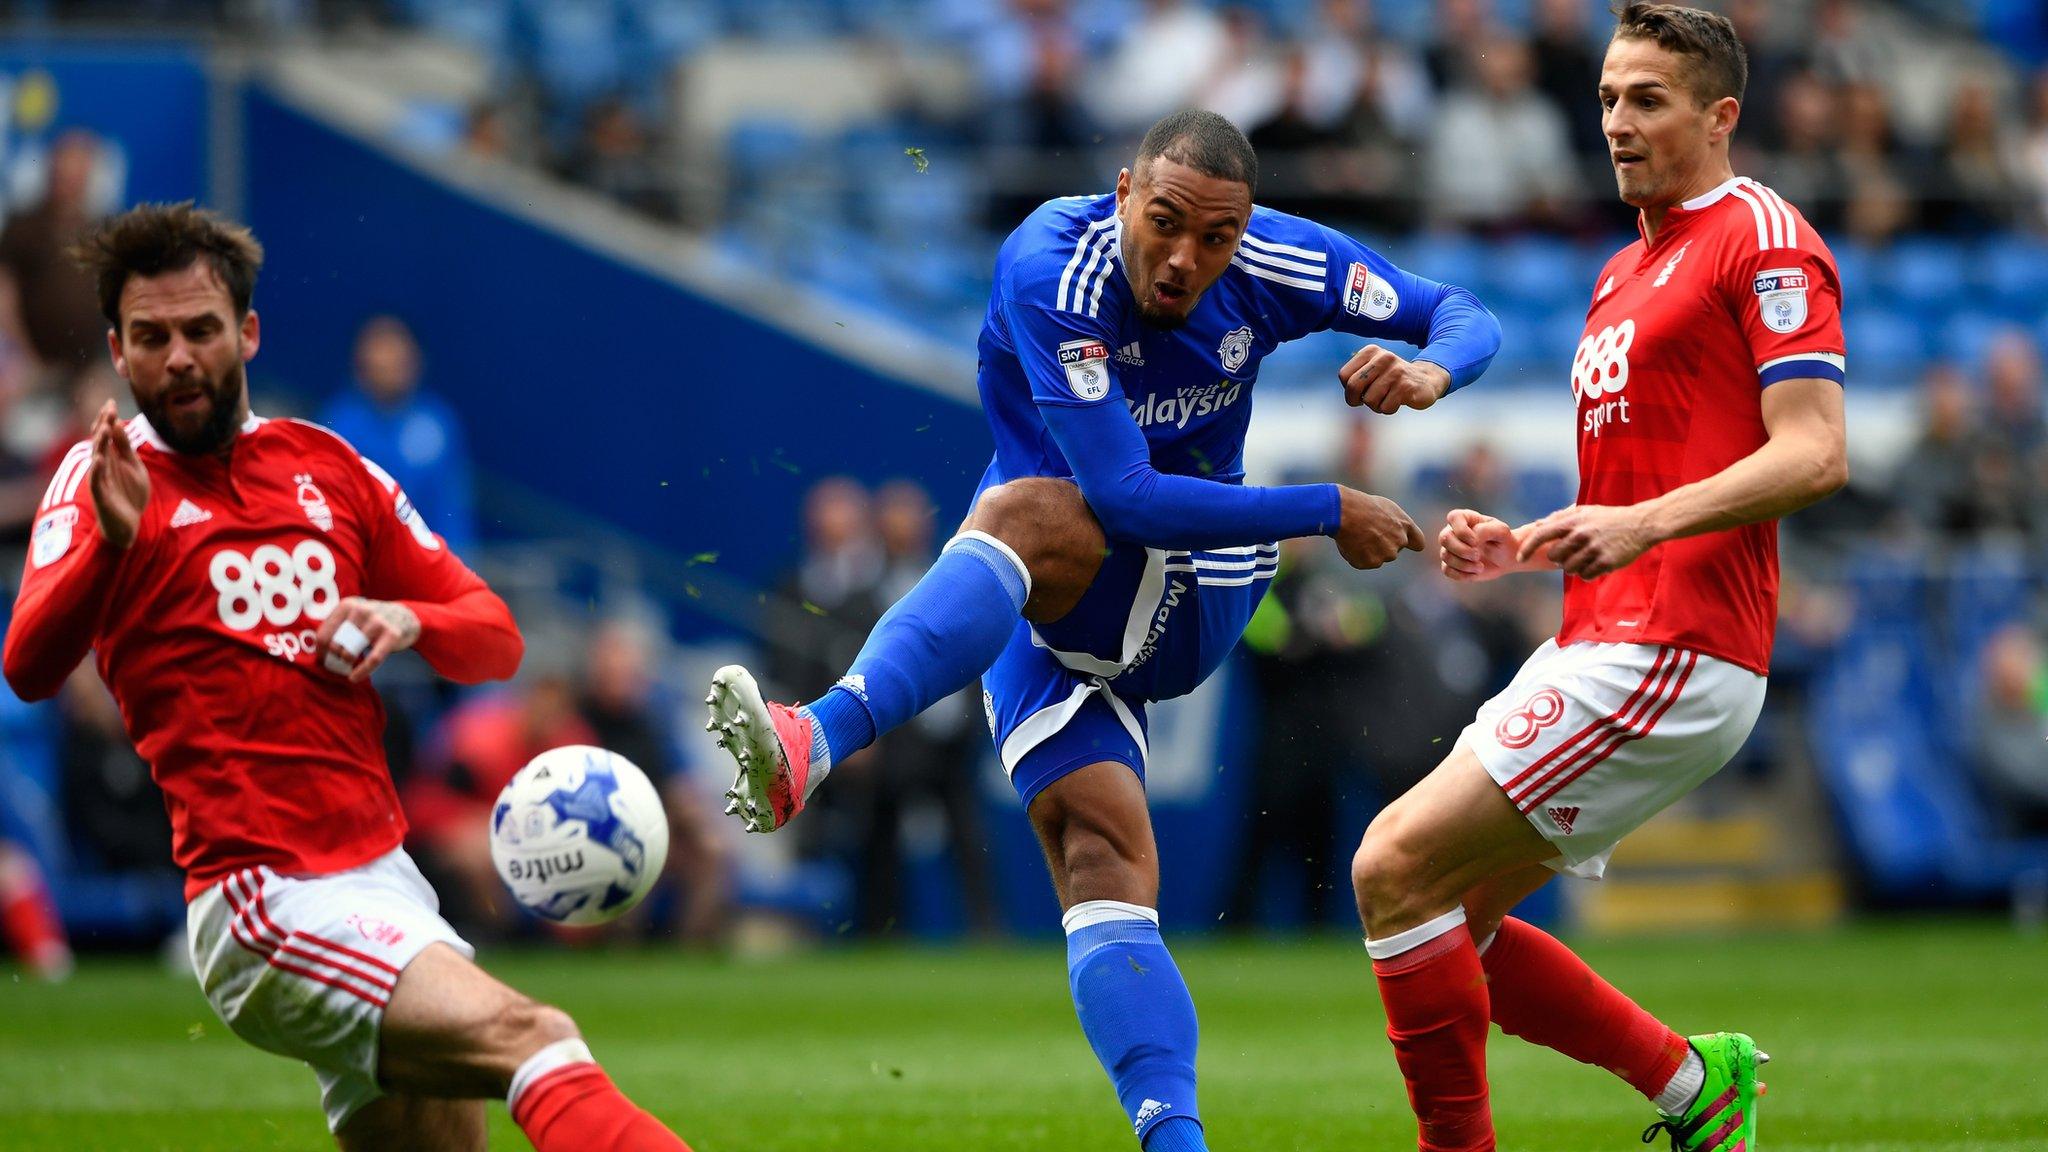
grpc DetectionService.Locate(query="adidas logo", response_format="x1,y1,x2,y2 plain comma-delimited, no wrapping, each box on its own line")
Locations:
1548,806,1581,835
835,674,869,702
1134,1099,1172,1131
169,499,213,528
1114,341,1144,367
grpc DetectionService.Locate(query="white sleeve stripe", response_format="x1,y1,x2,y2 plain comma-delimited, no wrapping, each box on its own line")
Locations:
1056,219,1116,313
1240,233,1327,262
1234,246,1327,277
1231,258,1324,291
1728,186,1773,250
1754,183,1797,248
41,444,91,510
1760,352,1845,370
1085,247,1117,317
1068,232,1117,315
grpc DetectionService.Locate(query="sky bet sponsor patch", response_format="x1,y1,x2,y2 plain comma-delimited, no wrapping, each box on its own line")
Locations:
1058,337,1112,400
1753,267,1809,333
31,506,77,569
1343,262,1399,320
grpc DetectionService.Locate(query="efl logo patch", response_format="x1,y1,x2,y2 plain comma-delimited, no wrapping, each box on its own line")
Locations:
1343,262,1399,320
1057,338,1112,401
30,506,77,569
1754,267,1809,333
1547,806,1581,835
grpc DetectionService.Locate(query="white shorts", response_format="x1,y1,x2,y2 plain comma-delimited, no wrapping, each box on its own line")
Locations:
185,847,472,1132
1458,640,1766,880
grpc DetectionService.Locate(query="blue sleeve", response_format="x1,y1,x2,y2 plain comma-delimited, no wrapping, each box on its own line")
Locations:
1311,225,1502,393
1004,297,1341,548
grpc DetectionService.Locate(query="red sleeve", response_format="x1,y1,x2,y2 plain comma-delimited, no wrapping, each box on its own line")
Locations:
3,443,128,701
353,453,523,685
1718,224,1846,388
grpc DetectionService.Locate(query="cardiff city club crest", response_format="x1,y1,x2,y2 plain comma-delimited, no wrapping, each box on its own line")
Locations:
1217,326,1254,374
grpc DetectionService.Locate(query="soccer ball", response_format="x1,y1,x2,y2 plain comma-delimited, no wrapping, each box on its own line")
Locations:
490,745,670,926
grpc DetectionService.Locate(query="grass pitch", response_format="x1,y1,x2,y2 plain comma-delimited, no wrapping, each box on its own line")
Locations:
2,922,2042,1151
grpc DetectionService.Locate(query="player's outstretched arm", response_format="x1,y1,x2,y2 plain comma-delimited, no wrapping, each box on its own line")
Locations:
1440,509,1555,582
3,404,142,702
313,587,521,685
1039,400,1422,566
1516,378,1847,580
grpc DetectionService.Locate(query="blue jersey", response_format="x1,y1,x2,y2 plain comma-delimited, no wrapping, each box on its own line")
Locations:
974,194,1499,552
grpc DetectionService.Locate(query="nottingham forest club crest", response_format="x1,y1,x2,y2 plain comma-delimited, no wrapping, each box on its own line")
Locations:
1217,326,1254,374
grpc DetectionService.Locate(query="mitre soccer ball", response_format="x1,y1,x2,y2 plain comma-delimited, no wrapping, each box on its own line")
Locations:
490,745,670,926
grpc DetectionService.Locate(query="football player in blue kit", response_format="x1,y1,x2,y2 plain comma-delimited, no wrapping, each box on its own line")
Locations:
707,110,1501,1151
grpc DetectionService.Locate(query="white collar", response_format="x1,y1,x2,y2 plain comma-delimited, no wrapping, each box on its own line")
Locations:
1680,175,1747,211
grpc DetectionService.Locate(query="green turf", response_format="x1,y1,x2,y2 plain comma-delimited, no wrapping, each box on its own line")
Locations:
2,922,2043,1150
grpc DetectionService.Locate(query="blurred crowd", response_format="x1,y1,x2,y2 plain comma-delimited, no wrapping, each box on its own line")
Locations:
382,0,2048,244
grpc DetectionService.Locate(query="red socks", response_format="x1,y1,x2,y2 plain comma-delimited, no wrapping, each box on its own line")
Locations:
0,845,71,980
1479,916,1688,1100
1369,908,1495,1152
510,1042,692,1151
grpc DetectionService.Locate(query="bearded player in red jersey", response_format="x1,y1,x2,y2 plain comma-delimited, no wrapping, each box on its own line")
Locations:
1347,7,1848,1152
2,205,694,1152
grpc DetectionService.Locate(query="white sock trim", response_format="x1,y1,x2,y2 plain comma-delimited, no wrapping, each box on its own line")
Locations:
1062,899,1159,934
1654,1047,1707,1117
1474,930,1498,957
946,529,1033,603
1364,906,1468,960
507,1037,595,1113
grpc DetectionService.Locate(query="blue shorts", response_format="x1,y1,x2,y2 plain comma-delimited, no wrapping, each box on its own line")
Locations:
980,539,1277,809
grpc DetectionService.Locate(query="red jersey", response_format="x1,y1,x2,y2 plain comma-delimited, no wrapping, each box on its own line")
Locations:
1562,176,1845,675
3,414,523,898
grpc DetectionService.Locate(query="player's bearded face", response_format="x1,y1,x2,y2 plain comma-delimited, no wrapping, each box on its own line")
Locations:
115,264,258,456
1115,159,1250,329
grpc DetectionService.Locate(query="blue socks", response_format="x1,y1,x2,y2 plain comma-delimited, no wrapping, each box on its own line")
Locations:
802,531,1030,766
1064,901,1207,1150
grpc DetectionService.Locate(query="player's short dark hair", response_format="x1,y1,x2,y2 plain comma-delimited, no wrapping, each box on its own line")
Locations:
71,201,265,328
1135,109,1257,198
1611,2,1748,107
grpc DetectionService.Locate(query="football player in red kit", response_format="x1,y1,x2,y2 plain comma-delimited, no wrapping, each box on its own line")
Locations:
1347,7,1848,1152
2,204,693,1152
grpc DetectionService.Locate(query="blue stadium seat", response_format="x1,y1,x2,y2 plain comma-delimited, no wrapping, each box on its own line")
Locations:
1397,234,1485,300
1875,237,1969,312
1842,307,1925,387
402,0,514,56
1488,236,1578,308
511,0,626,119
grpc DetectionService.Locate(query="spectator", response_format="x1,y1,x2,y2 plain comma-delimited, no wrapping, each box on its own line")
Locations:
1230,534,1383,930
1084,0,1229,136
318,315,480,553
1250,0,1430,225
1200,6,1286,137
1422,0,1489,93
577,616,731,945
1726,0,1795,149
1529,0,1604,158
0,130,107,373
1892,364,1987,538
2021,69,2048,230
973,0,1101,226
57,666,171,874
1425,36,1577,232
0,840,69,981
1807,0,1892,88
406,654,598,940
1835,81,1913,244
1928,80,2025,234
1295,0,1434,142
855,480,1001,936
1971,626,2048,835
562,96,675,221
763,478,885,893
1761,69,1846,234
462,99,514,162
